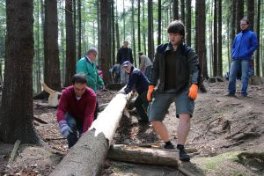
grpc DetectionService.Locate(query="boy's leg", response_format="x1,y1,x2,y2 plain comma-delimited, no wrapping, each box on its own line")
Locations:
148,92,174,144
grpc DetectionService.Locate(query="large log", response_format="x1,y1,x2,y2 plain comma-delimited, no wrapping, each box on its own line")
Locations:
50,92,131,176
107,144,179,167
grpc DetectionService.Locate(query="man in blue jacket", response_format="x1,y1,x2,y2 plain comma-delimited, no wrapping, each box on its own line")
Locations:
227,17,258,97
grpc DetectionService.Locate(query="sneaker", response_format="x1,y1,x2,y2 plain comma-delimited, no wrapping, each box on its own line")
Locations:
164,142,175,149
178,149,190,162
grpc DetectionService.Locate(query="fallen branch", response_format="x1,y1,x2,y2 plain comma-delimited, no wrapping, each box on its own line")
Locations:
34,116,48,124
107,144,178,167
44,137,66,141
8,140,21,165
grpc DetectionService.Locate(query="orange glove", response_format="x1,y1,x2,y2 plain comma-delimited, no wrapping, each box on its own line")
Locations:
147,85,155,102
188,84,198,100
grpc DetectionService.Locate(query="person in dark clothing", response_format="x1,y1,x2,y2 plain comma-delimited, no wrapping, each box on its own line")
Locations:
147,20,200,162
120,61,149,122
117,41,133,84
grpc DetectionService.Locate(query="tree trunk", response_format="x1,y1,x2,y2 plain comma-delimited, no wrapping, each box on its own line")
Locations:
231,0,236,44
256,0,260,76
142,0,147,55
50,93,132,176
131,0,136,66
196,0,208,79
44,0,61,90
158,0,161,45
213,0,218,77
180,0,185,23
137,0,141,53
217,0,222,76
0,0,39,144
100,0,111,84
108,144,178,167
236,0,244,34
77,0,82,59
186,0,191,46
173,0,179,20
147,0,154,60
64,0,76,87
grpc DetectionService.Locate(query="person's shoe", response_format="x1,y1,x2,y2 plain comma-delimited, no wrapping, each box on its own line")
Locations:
225,93,236,97
164,141,175,149
177,144,190,162
178,149,190,162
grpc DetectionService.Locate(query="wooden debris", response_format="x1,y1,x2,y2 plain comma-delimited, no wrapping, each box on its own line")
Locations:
107,144,178,167
42,83,61,107
8,140,21,164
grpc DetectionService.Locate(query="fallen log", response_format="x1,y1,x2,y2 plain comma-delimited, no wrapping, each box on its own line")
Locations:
107,144,179,167
50,92,132,176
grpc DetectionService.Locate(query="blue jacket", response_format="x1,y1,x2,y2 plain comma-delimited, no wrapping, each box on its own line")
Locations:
124,66,149,95
232,29,258,60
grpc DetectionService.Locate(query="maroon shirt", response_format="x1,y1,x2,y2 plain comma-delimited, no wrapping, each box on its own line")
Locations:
56,85,96,133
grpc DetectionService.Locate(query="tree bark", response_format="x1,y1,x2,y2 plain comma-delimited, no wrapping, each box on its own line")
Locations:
50,93,132,176
147,0,154,60
0,0,39,143
173,0,179,20
100,0,111,84
44,0,61,90
108,144,178,167
64,0,76,87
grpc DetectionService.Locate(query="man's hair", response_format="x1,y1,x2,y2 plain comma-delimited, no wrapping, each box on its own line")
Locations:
167,20,185,37
87,47,97,55
72,73,87,84
138,51,144,56
240,17,249,24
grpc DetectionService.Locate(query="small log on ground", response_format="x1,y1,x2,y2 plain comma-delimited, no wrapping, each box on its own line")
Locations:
50,92,131,176
107,144,179,167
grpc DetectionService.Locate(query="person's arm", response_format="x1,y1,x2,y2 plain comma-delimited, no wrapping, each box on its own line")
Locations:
150,52,159,86
248,32,258,55
124,72,138,94
82,89,97,133
97,71,105,89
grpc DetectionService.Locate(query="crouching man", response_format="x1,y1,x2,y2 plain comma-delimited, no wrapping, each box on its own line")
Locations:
121,61,149,122
56,74,96,148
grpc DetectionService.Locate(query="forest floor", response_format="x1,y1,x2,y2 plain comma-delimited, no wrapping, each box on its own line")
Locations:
0,80,264,176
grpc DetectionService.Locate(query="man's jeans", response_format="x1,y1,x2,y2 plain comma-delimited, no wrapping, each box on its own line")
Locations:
65,114,82,148
228,60,249,96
